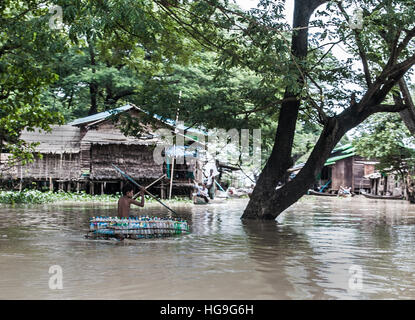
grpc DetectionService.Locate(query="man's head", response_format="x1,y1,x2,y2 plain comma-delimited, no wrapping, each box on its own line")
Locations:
122,184,134,197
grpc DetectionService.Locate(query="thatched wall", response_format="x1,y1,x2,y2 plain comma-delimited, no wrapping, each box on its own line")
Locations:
90,144,163,180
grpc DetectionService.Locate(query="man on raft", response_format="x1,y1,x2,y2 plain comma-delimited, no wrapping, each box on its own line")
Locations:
118,184,145,218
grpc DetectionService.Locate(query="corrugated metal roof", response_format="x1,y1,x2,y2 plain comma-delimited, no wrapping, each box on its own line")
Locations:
292,143,356,170
136,106,208,136
69,104,208,137
332,143,353,153
68,105,134,126
325,152,355,165
20,125,81,153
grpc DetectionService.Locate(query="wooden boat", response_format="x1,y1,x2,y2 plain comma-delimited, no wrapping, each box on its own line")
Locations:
362,193,404,200
193,197,226,205
307,189,338,197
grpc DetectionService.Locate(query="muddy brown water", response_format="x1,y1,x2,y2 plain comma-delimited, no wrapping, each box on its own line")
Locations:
1,196,415,299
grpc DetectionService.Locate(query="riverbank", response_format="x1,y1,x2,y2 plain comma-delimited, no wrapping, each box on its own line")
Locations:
0,189,193,205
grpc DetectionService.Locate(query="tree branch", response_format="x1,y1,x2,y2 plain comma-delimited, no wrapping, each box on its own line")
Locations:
335,1,372,87
369,103,408,113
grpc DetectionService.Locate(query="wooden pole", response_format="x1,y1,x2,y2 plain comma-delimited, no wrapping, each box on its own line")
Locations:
169,156,175,199
19,166,22,191
169,91,181,200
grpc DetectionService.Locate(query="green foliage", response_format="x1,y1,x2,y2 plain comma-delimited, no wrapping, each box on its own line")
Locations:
293,121,322,164
0,189,193,204
0,190,119,204
353,113,415,173
41,0,201,118
0,0,66,165
129,52,282,130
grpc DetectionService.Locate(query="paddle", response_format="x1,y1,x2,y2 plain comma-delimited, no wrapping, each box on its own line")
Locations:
112,164,179,216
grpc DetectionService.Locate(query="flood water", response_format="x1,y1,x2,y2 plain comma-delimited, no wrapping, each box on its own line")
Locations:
1,196,415,299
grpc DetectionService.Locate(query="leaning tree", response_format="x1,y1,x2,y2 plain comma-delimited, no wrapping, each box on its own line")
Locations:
143,0,415,219
242,0,415,219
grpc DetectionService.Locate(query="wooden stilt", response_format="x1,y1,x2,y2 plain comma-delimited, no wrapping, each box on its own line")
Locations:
161,180,166,199
101,182,104,195
19,166,23,191
90,182,95,195
49,177,53,191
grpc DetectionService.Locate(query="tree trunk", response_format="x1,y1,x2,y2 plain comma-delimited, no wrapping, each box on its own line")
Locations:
87,36,98,116
242,104,380,220
242,0,326,218
398,79,415,135
255,118,346,219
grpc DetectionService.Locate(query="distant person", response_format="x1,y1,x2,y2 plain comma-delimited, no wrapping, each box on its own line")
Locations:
186,159,196,184
408,183,415,203
207,169,216,200
118,184,145,218
193,182,209,203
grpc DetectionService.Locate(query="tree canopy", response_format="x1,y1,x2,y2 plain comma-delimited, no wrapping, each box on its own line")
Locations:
0,0,66,165
354,113,415,174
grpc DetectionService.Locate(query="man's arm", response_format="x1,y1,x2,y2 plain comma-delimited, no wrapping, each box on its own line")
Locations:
130,188,145,207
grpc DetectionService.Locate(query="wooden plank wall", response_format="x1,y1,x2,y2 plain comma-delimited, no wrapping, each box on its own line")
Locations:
2,153,81,181
331,158,354,191
353,162,371,190
80,142,91,175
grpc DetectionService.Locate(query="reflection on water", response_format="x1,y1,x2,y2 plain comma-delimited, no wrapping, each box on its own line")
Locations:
1,196,415,299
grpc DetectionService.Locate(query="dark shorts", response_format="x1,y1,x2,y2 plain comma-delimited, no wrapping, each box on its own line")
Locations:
186,172,195,179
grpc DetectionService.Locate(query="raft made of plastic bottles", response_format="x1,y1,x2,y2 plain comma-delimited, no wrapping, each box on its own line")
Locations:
87,216,189,239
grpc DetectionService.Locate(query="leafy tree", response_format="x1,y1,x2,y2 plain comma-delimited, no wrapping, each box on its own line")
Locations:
152,0,415,219
0,0,66,168
353,113,415,196
43,0,200,117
